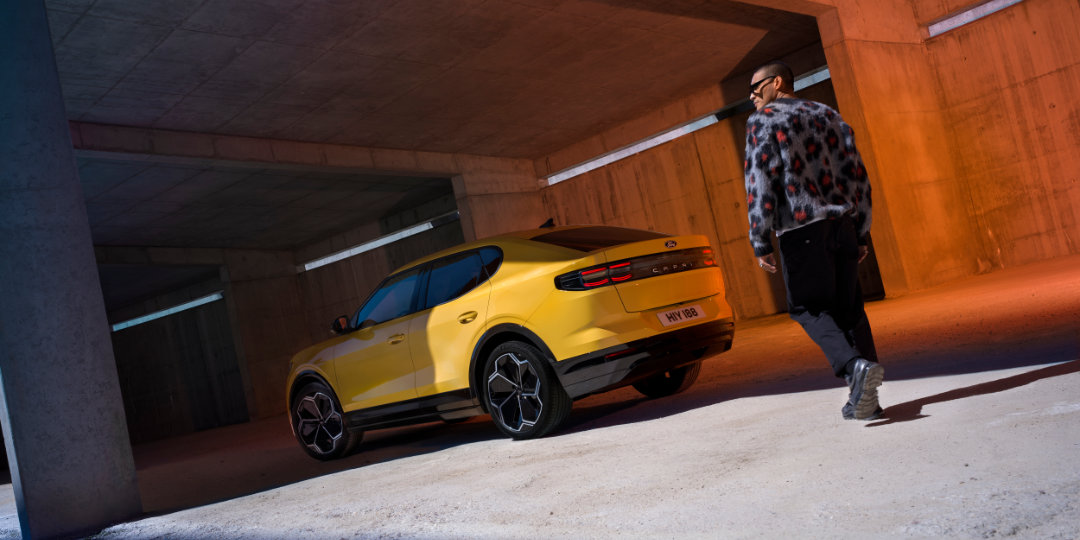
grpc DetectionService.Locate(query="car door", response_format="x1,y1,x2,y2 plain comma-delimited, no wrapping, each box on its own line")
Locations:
409,248,499,397
333,267,423,412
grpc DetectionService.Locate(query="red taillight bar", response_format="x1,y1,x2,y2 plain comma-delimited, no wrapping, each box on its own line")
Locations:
581,267,609,287
609,262,632,282
556,246,715,291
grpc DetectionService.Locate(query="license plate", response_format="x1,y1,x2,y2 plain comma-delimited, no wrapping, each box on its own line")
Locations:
656,304,705,327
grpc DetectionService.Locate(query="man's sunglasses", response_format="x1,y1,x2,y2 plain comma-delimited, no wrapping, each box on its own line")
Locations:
749,76,776,94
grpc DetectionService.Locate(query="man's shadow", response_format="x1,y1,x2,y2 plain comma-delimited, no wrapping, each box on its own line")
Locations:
868,360,1079,426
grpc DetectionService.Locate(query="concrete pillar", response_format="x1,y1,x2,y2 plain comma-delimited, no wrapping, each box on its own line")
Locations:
451,156,545,241
813,0,984,293
0,2,141,538
221,249,307,419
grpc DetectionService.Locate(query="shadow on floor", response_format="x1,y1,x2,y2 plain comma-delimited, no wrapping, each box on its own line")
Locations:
560,327,1078,436
868,360,1080,426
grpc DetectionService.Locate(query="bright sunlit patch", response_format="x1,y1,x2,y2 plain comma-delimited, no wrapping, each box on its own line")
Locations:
545,66,832,186
301,210,460,272
927,0,1023,37
111,291,224,332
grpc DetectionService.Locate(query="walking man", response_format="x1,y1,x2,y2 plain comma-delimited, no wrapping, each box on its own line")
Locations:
742,61,884,420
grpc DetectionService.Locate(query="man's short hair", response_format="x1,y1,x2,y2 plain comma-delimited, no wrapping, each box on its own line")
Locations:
755,61,795,90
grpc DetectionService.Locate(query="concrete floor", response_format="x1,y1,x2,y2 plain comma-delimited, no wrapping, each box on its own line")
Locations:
1,255,1077,538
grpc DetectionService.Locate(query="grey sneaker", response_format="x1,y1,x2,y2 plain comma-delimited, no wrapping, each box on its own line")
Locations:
846,358,884,420
842,402,883,420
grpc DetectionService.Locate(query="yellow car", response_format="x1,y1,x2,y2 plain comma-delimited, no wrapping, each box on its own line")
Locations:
287,225,735,460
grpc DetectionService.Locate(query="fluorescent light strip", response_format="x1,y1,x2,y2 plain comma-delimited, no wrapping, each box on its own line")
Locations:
111,291,224,332
794,66,831,91
546,115,718,186
546,67,832,186
927,0,1023,37
302,210,460,272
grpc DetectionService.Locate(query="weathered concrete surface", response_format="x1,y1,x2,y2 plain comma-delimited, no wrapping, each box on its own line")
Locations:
0,254,1069,539
0,1,141,537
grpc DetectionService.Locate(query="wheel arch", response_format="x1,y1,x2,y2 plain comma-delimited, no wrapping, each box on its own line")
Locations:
468,323,556,412
288,370,337,411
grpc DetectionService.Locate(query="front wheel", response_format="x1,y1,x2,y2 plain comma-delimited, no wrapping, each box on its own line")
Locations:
633,361,703,398
483,341,571,440
291,381,362,460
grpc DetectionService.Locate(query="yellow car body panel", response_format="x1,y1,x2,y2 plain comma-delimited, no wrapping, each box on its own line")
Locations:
409,280,492,397
333,313,421,411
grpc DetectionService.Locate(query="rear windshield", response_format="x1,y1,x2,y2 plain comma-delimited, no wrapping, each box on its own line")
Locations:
530,227,670,252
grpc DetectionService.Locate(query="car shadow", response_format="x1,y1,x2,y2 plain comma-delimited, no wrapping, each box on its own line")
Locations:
132,417,504,516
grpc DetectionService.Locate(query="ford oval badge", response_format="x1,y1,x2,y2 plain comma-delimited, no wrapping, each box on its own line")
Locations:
665,240,677,248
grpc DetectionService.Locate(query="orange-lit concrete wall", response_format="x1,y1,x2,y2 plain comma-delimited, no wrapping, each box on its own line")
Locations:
818,0,1079,291
922,0,1080,269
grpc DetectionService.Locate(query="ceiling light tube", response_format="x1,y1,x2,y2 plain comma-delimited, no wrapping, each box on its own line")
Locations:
111,291,225,332
301,210,460,272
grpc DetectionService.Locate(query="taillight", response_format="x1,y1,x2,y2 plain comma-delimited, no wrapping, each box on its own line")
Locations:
555,247,715,291
580,267,609,287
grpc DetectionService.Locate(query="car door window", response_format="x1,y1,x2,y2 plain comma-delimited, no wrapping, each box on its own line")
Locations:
424,251,488,309
354,268,421,327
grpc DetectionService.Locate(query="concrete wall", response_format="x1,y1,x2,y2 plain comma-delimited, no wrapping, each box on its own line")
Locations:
109,278,248,443
923,0,1080,268
816,0,1080,292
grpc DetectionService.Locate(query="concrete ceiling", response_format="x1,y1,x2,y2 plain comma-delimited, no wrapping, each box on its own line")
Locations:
48,0,818,158
78,154,451,249
44,0,820,309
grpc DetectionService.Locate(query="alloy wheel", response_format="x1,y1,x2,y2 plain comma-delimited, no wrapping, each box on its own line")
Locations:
486,352,543,432
294,392,344,455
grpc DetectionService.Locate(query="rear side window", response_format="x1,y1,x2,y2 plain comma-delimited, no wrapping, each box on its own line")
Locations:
424,251,487,309
478,246,503,278
530,227,670,252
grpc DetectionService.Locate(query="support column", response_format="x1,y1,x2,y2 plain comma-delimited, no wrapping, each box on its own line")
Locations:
0,2,141,538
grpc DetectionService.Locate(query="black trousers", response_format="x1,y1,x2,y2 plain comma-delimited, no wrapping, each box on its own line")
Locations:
778,216,878,377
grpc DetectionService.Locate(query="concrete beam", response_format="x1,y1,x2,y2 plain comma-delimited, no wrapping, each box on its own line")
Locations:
69,121,536,179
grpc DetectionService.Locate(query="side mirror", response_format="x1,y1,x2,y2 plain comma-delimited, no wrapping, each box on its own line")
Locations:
330,315,350,335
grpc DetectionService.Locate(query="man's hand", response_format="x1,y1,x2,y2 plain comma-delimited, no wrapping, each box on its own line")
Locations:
757,253,777,273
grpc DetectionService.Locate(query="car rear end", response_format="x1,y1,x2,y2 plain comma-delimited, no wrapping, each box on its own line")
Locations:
522,226,735,399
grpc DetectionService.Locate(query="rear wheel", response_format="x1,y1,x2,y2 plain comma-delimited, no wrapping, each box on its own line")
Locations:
483,341,571,440
633,361,703,398
291,381,361,460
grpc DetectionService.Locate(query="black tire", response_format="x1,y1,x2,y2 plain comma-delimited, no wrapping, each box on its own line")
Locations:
482,341,571,440
632,361,703,399
291,381,362,461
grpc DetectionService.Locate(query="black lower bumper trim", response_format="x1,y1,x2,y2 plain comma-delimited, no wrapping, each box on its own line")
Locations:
552,318,734,399
344,389,482,431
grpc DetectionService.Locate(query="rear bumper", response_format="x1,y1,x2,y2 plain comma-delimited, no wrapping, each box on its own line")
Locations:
551,318,734,399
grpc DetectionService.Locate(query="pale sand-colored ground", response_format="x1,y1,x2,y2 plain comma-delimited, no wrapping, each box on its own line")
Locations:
3,256,1078,539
